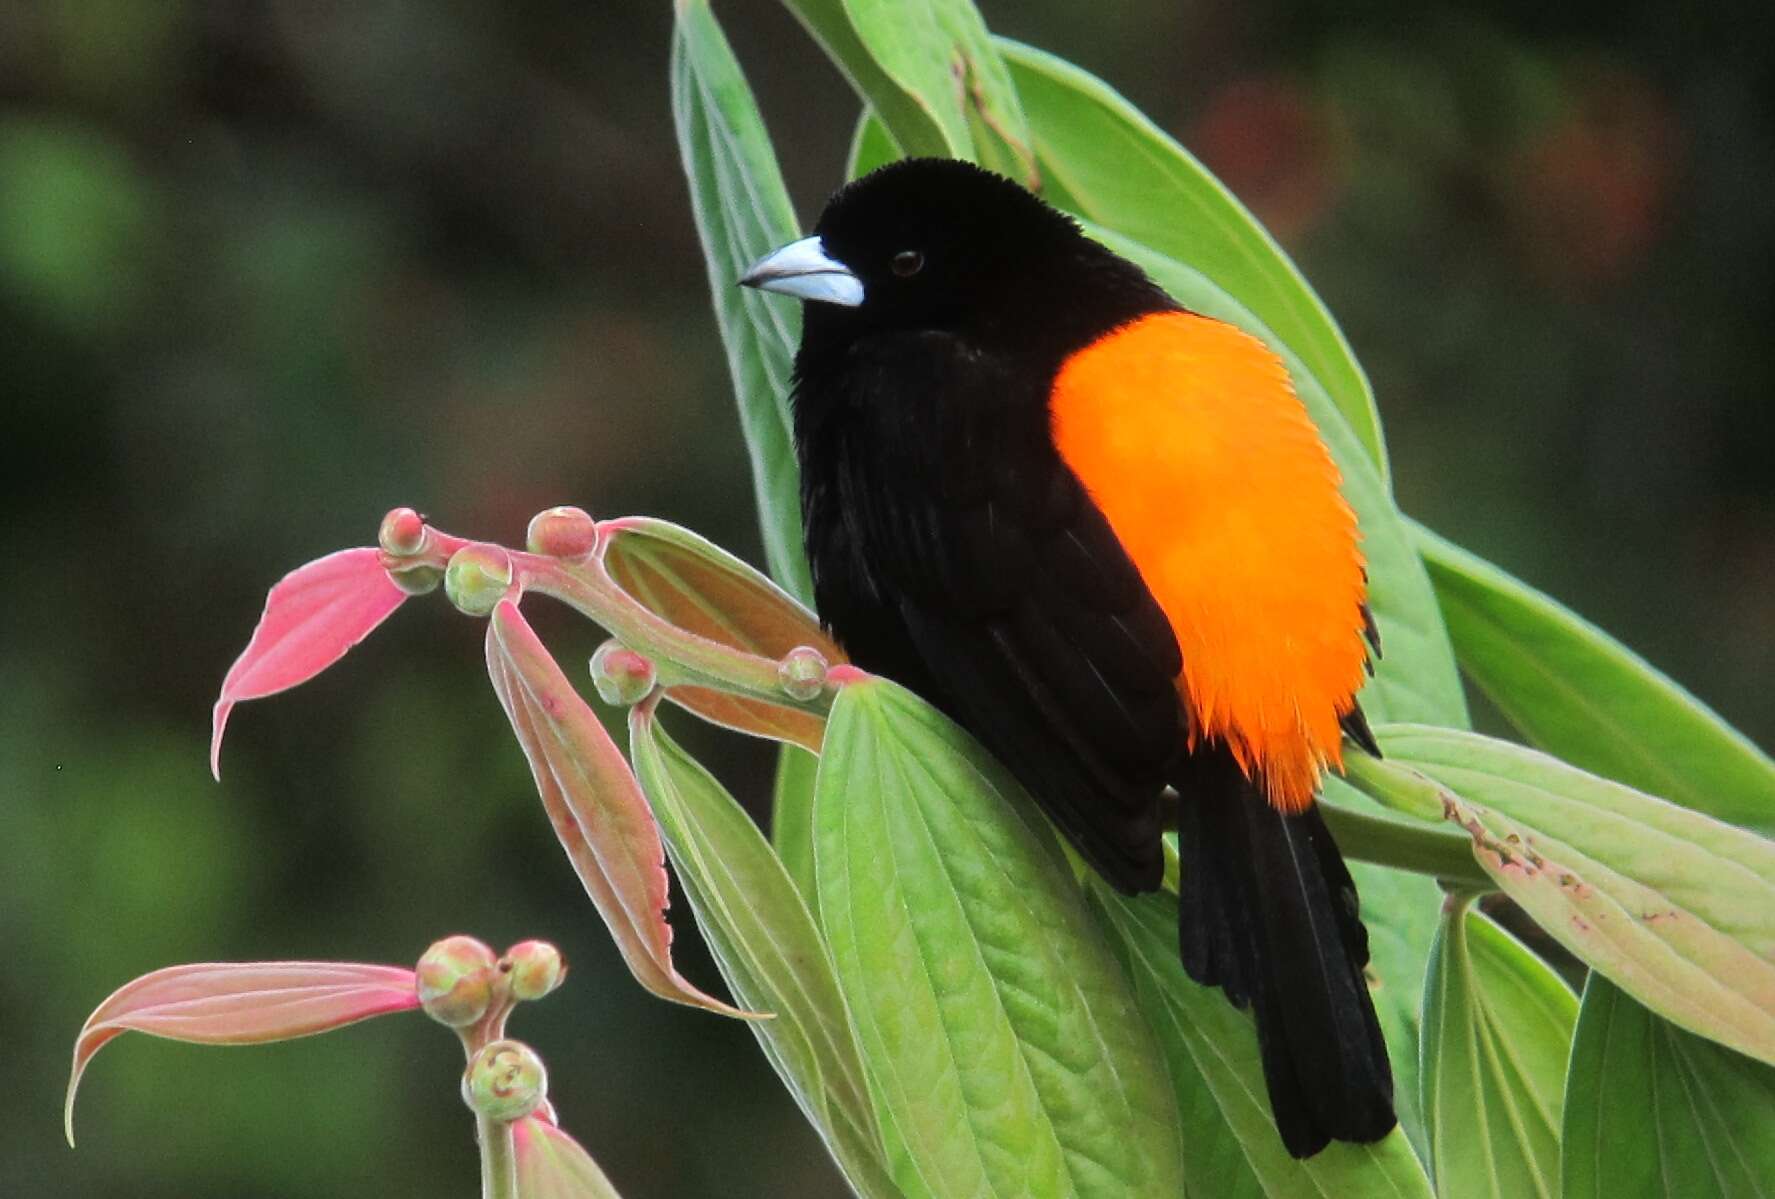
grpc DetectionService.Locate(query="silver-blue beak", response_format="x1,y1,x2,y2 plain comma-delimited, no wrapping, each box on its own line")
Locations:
739,236,864,307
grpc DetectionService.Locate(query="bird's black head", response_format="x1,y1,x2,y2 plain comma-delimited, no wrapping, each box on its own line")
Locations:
741,158,1169,368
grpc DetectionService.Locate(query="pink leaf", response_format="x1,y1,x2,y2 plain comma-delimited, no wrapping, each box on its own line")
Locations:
211,548,407,779
513,1116,625,1198
485,601,758,1019
67,961,418,1144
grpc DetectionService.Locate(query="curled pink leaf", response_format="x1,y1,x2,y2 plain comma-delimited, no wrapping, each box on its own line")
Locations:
513,1115,625,1198
67,961,419,1145
210,548,407,779
485,601,759,1020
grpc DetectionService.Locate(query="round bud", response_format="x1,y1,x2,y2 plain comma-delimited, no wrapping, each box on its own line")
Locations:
590,640,656,706
417,935,498,1028
462,1039,548,1123
777,645,830,701
386,562,444,596
378,507,428,557
525,506,598,559
444,546,514,617
503,940,567,1001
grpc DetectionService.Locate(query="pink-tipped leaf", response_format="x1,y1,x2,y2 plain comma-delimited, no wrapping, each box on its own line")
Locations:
211,548,407,778
485,601,760,1019
514,1115,626,1198
67,961,418,1145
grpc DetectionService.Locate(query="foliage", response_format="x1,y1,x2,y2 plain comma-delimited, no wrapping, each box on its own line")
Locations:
67,2,1774,1197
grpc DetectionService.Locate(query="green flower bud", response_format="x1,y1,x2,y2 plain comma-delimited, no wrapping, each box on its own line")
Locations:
590,640,656,706
503,940,567,1002
379,507,428,557
386,562,444,596
777,645,830,701
525,506,598,559
417,935,497,1028
444,546,514,617
462,1039,548,1123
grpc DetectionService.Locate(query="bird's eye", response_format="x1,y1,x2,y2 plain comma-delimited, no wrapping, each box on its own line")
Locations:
891,250,924,278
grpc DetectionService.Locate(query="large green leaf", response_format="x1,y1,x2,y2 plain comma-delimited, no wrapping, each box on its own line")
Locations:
1091,886,1433,1198
1562,975,1775,1199
1414,520,1775,834
1420,899,1576,1199
779,0,1034,179
814,679,1183,1198
670,0,812,602
1001,39,1388,481
628,704,898,1198
1374,723,1775,1067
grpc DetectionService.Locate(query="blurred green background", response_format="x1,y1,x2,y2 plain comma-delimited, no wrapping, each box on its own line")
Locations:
3,1,1769,1195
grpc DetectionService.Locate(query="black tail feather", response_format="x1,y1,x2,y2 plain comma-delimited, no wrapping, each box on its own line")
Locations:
1175,750,1395,1158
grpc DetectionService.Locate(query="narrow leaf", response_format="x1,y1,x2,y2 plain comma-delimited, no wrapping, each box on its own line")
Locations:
1344,854,1442,1166
1414,520,1775,833
513,1116,626,1199
630,706,897,1197
485,601,754,1019
846,109,902,180
1420,900,1576,1199
210,547,406,778
771,744,821,910
775,0,963,158
1001,39,1388,480
1380,723,1775,1067
68,961,418,1144
1091,886,1434,1199
1562,975,1775,1199
671,0,814,602
602,516,838,751
815,679,1183,1198
836,0,1034,180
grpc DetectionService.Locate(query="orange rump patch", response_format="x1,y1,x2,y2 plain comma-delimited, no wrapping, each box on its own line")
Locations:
1050,312,1369,811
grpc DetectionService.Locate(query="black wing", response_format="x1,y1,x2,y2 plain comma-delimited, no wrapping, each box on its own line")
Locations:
798,331,1184,892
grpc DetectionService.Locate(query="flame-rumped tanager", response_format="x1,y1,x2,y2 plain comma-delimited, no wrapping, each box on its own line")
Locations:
741,158,1394,1159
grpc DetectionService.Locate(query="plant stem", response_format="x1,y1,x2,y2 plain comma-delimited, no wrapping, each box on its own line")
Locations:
478,1114,518,1199
1319,803,1493,890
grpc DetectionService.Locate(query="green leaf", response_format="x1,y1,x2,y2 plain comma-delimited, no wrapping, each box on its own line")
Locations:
628,704,898,1198
1413,520,1775,834
1420,899,1576,1199
846,109,902,180
1001,39,1389,481
1344,855,1441,1167
780,0,1035,179
1376,723,1775,1068
1562,975,1775,1199
771,743,820,909
1090,886,1434,1199
671,0,813,603
602,516,838,752
814,679,1183,1198
1083,226,1465,733
776,0,952,158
